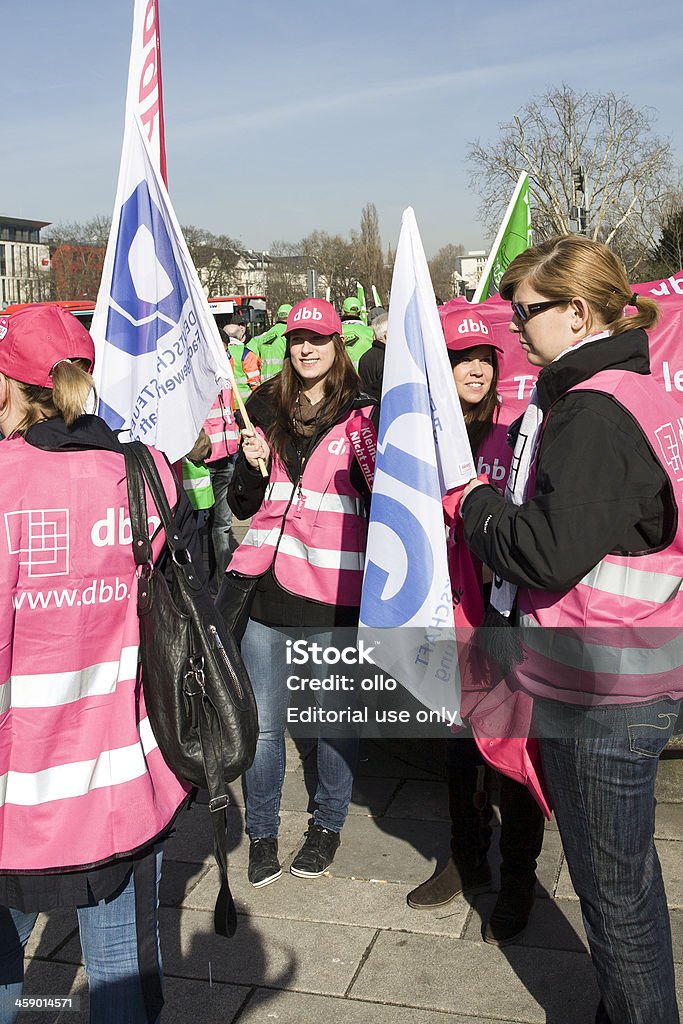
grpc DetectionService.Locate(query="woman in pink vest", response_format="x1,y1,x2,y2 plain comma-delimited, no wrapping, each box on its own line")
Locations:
0,305,193,1024
220,298,375,889
406,307,546,945
460,236,682,1024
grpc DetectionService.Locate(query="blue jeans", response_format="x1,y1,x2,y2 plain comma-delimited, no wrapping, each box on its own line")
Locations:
208,455,238,582
0,848,163,1024
241,618,359,838
535,697,681,1024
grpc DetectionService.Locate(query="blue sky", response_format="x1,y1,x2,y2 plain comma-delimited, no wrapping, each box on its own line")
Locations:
4,0,682,257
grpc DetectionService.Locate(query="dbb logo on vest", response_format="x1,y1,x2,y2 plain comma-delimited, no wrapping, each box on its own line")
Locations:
476,455,505,481
654,419,683,476
5,509,69,578
91,507,161,547
328,438,349,456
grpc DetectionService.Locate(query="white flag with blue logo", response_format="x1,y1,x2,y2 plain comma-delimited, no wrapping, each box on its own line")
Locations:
90,3,230,463
359,207,475,719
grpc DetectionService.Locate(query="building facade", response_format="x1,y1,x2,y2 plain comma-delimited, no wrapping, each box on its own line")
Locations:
0,216,52,309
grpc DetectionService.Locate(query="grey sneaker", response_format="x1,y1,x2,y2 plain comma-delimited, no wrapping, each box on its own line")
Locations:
290,825,340,878
248,837,282,887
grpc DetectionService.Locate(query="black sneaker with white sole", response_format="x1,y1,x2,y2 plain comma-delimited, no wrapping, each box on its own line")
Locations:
248,837,282,887
290,824,340,878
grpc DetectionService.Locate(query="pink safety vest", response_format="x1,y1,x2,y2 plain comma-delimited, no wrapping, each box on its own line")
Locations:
517,369,683,704
204,385,239,462
229,409,371,606
0,440,189,872
449,423,512,632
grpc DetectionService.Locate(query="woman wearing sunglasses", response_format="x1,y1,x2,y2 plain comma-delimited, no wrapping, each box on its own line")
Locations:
460,235,682,1024
407,307,545,947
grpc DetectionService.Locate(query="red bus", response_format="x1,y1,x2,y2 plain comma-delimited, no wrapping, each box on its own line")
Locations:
3,300,97,331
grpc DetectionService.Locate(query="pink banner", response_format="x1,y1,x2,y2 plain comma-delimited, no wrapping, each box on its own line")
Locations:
441,271,683,425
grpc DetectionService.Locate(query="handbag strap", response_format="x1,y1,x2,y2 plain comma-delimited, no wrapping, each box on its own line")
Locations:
123,445,153,569
127,442,202,593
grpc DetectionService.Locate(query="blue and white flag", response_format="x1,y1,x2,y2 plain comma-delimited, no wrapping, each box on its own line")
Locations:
91,2,230,462
359,207,475,719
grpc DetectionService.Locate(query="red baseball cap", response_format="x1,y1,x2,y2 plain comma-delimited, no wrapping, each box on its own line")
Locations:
284,298,342,337
439,306,503,354
0,304,95,388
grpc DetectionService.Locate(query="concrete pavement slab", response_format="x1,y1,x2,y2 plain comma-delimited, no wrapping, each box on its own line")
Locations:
188,867,471,936
15,961,87,1024
463,893,588,952
157,908,375,995
348,930,601,1023
354,739,442,780
237,988,522,1024
656,759,683,802
656,802,683,840
25,910,78,960
161,977,249,1023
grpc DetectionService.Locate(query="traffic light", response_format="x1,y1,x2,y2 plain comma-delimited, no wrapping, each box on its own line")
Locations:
572,166,585,195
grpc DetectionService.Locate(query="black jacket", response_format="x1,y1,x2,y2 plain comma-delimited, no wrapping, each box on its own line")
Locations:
460,329,673,592
358,340,385,402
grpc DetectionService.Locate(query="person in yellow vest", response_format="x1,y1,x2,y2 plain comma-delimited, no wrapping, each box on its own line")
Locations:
340,297,373,368
248,304,292,382
223,320,260,401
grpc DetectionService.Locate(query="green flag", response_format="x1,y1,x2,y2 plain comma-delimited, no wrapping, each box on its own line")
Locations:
356,283,368,324
472,171,531,303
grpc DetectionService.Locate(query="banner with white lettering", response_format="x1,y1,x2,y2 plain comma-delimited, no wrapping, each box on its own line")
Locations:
443,271,683,424
359,207,474,720
91,2,231,462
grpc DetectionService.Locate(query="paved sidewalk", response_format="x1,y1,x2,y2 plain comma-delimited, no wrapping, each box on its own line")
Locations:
18,739,683,1023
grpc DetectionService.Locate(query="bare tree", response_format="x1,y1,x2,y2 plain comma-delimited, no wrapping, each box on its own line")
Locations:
44,217,114,300
264,240,308,312
181,226,242,296
356,203,388,298
468,85,677,275
641,189,683,280
299,231,359,309
428,243,466,302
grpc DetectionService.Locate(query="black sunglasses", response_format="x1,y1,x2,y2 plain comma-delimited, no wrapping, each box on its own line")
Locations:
511,299,568,322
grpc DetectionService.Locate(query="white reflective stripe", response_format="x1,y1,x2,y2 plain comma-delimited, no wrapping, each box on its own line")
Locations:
241,527,280,549
0,718,158,808
519,614,683,675
0,646,139,714
184,476,212,492
267,481,363,516
262,358,284,366
277,534,364,571
580,561,683,604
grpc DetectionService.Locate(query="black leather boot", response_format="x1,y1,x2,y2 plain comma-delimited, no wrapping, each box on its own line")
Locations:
484,775,545,945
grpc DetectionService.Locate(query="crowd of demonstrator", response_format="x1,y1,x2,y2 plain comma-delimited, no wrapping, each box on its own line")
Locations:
0,238,681,1024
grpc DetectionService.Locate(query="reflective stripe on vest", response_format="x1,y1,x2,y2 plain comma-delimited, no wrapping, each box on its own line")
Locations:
229,407,371,605
203,387,239,461
0,440,188,870
516,369,683,703
182,459,215,509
